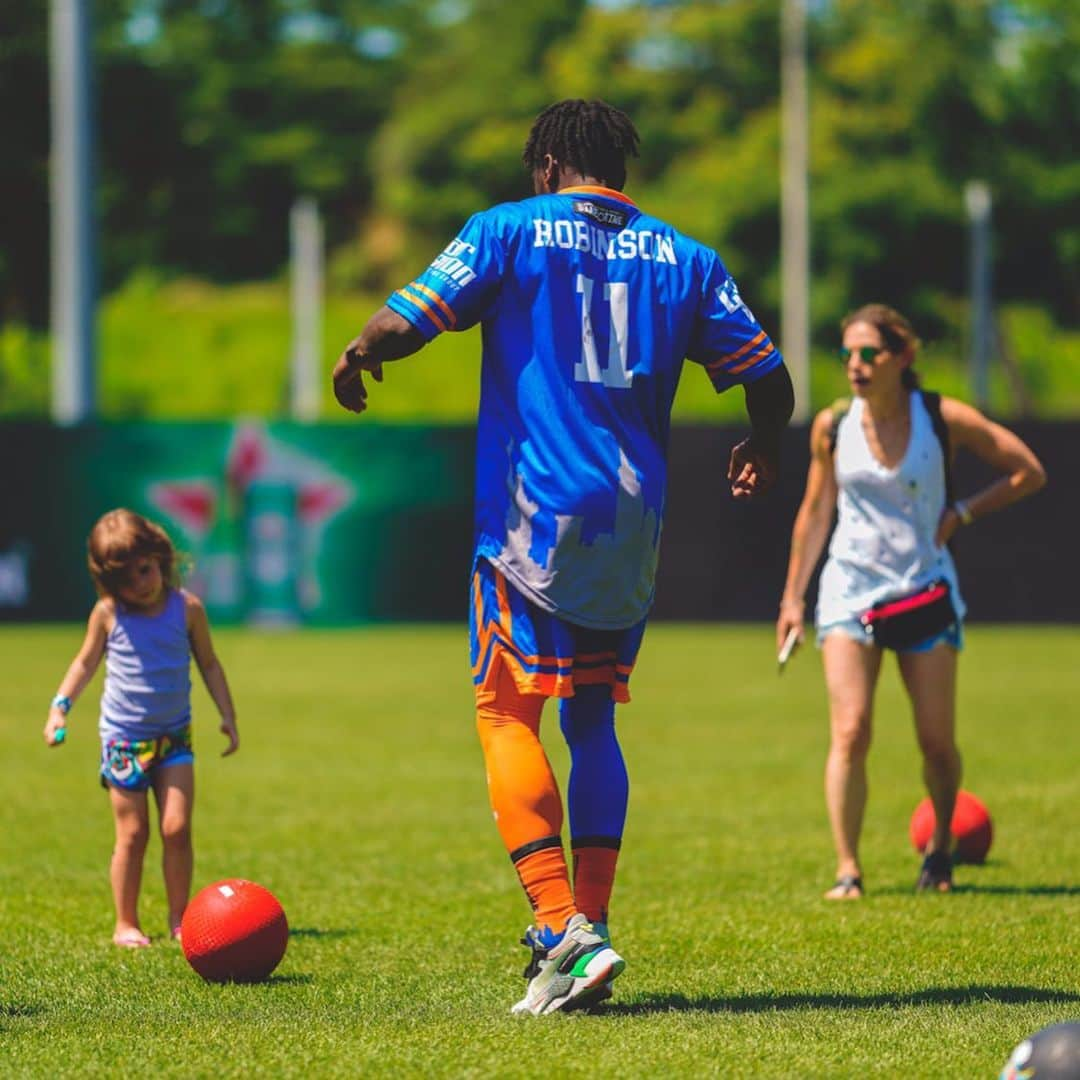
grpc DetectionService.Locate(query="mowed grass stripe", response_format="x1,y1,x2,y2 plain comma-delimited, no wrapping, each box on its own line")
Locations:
1,624,1077,1077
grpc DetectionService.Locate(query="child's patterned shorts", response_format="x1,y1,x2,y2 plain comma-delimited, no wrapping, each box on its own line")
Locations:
469,557,646,706
100,725,194,792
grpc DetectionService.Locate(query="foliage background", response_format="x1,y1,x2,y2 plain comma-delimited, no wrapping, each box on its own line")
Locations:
1,0,1078,418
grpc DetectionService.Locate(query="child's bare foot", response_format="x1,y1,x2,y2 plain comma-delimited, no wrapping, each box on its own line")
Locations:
170,926,182,944
113,927,152,948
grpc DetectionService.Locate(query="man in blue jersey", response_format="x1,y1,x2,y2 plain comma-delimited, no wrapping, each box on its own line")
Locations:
334,99,794,1014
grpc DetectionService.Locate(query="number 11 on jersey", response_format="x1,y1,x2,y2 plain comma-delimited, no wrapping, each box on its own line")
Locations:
575,273,633,389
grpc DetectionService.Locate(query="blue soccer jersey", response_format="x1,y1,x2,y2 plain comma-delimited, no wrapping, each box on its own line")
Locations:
387,185,782,629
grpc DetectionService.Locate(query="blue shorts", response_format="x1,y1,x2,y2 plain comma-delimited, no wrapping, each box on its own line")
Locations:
469,557,646,705
100,724,194,792
817,618,964,653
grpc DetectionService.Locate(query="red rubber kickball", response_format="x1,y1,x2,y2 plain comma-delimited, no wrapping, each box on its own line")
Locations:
909,789,993,864
181,879,289,983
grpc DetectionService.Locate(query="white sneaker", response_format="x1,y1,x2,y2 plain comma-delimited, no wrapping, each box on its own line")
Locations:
510,913,625,1016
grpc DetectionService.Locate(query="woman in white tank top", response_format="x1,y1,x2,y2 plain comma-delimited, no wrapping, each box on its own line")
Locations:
777,304,1046,900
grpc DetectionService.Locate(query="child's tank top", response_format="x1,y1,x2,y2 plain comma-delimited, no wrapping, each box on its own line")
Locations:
99,588,192,739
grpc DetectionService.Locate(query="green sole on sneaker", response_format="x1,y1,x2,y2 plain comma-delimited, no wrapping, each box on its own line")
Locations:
511,952,625,1016
510,914,626,1016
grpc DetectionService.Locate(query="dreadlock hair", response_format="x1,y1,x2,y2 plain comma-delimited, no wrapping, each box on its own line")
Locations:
523,99,640,191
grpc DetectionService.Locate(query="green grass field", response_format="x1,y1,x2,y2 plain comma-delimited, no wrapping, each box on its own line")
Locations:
1,624,1077,1077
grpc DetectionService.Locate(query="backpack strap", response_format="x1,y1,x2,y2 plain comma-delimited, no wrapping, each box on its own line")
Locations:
827,397,851,454
919,390,953,505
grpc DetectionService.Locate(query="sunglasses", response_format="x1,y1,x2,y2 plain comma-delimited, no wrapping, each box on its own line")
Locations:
838,345,889,364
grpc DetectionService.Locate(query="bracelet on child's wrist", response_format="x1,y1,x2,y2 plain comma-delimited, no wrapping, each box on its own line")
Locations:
51,694,72,715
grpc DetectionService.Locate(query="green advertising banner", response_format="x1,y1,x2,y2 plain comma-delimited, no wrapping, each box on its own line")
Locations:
0,422,474,623
6,421,1074,624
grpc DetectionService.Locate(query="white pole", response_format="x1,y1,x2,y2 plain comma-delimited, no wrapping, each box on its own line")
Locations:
290,197,323,422
965,180,993,411
781,0,811,423
50,0,96,424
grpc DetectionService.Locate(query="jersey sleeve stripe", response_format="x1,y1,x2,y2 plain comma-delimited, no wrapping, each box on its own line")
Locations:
408,281,457,329
395,286,449,334
725,341,777,375
705,329,767,374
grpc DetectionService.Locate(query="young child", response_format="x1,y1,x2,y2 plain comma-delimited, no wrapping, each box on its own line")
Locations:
43,508,239,947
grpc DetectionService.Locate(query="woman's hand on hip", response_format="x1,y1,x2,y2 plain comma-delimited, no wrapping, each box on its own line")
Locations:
934,506,962,547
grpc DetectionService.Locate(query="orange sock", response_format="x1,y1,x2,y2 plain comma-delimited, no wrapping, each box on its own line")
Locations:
572,843,620,924
476,662,576,936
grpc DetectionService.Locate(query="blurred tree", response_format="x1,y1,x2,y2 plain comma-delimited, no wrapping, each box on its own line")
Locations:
367,0,784,316
809,0,1079,334
545,0,785,326
365,0,585,278
994,0,1080,321
1,0,1077,342
0,0,426,327
98,0,425,285
807,0,998,338
371,0,1078,340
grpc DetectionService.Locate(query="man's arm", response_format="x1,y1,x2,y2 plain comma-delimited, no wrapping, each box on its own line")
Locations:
728,364,795,498
745,364,795,457
332,306,427,414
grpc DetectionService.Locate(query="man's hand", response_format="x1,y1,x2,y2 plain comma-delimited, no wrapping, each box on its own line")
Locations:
735,364,793,497
333,341,383,414
728,437,778,498
331,307,425,414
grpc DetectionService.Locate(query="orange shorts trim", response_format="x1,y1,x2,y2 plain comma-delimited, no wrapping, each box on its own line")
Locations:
469,558,644,706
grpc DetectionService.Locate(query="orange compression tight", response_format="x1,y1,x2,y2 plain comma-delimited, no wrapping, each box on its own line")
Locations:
475,663,576,939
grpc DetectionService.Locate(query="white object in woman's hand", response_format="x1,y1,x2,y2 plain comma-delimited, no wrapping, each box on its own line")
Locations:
778,626,801,672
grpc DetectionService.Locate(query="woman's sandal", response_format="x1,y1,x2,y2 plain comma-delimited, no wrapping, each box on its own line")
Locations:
915,850,953,893
824,873,864,900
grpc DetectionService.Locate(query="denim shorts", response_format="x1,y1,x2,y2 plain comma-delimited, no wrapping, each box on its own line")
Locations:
817,618,964,653
100,724,194,792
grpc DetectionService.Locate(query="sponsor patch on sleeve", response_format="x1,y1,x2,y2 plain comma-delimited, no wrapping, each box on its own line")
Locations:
716,276,757,323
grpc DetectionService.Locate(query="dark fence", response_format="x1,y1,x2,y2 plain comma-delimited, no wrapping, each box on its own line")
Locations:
656,421,1075,622
0,420,1074,623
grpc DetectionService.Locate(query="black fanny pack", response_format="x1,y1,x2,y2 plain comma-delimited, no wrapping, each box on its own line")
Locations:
859,580,956,650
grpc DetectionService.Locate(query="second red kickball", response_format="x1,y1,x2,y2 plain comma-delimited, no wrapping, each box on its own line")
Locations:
909,790,993,864
181,879,289,983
